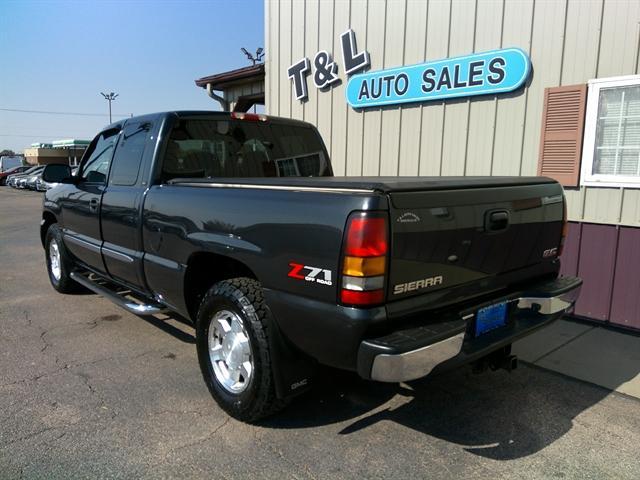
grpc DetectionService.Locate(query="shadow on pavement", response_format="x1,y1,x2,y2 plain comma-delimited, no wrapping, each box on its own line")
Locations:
261,363,625,460
139,312,196,344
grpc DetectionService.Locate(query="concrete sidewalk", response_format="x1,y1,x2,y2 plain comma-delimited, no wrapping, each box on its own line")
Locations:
513,318,640,399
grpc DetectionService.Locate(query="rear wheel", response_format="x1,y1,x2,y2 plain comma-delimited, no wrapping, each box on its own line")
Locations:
45,224,80,293
195,278,287,422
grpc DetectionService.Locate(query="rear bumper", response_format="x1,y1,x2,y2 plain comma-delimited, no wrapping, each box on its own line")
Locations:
358,276,582,382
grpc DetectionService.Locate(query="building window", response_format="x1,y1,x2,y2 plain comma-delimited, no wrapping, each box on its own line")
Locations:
582,75,640,188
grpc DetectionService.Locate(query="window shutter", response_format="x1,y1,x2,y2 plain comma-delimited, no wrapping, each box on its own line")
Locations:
537,84,587,187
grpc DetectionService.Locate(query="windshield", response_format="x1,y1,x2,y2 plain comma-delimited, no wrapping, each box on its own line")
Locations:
162,118,331,181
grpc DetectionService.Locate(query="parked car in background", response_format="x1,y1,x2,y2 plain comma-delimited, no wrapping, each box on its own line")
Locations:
0,155,23,173
8,165,44,188
26,171,42,190
0,165,31,185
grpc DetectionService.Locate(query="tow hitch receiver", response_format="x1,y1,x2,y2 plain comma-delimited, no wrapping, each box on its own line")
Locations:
472,346,518,373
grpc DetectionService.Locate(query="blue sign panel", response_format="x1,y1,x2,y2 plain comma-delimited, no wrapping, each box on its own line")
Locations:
345,48,530,109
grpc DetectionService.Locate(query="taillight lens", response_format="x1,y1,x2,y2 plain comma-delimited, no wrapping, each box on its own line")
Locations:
344,216,388,257
340,212,388,307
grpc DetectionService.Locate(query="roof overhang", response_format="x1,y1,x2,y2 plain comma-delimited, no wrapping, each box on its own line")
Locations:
195,63,265,90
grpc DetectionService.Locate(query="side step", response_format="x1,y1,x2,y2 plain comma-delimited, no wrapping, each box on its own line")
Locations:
70,271,167,315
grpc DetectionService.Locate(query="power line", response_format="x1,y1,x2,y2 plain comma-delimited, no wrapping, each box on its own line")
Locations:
0,107,129,118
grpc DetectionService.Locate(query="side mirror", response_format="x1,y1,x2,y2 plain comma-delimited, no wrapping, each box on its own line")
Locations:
42,164,72,184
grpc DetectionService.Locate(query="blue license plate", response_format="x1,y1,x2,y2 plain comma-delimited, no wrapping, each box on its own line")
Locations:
475,302,508,337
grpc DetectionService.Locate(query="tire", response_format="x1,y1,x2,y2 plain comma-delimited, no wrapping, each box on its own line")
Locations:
195,277,287,422
45,224,81,293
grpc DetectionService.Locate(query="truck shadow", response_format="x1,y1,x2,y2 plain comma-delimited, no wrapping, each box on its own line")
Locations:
260,363,617,460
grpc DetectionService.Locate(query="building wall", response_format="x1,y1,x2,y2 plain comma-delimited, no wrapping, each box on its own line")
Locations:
224,81,265,111
265,0,640,227
24,148,68,165
23,147,86,166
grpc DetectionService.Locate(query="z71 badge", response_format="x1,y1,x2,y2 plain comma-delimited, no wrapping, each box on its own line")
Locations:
288,263,333,286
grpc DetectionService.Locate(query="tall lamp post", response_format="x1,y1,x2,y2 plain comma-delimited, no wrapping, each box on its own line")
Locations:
100,92,119,123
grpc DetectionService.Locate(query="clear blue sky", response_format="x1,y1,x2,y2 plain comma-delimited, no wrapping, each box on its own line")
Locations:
0,0,264,152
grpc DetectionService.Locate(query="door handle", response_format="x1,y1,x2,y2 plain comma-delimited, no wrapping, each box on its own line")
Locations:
89,198,99,212
485,209,509,232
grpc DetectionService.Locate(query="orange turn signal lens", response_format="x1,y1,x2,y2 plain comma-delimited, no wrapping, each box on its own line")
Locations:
342,255,386,277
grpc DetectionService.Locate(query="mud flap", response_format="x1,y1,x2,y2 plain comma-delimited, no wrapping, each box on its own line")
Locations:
266,312,316,399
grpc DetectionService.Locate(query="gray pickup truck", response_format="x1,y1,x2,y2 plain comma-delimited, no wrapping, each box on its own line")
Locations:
40,111,582,421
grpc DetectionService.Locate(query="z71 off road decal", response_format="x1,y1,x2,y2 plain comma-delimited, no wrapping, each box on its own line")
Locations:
288,263,333,286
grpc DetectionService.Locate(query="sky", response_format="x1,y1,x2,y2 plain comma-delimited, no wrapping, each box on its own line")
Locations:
0,0,264,153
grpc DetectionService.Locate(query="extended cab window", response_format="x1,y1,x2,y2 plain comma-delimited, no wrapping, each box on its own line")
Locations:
161,118,330,181
109,122,151,186
80,129,119,184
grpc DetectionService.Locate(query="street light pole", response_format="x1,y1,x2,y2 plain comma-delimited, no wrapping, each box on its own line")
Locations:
100,92,119,123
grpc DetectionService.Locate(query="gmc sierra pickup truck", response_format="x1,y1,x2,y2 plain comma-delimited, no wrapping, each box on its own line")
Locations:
41,111,582,421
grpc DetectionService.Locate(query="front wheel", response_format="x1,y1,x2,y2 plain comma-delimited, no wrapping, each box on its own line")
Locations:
195,278,287,422
45,224,81,293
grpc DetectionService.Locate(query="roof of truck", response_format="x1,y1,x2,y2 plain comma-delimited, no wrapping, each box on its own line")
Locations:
104,111,312,131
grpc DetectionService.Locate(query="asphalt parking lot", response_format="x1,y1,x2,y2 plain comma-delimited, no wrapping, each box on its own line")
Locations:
1,187,639,479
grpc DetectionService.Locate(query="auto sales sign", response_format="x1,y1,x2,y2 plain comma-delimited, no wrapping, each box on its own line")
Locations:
345,48,531,108
288,30,531,109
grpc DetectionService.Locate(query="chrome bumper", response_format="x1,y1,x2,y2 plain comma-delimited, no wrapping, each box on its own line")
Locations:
368,283,581,383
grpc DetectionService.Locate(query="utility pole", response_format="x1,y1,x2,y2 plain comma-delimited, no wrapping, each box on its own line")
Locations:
100,92,119,123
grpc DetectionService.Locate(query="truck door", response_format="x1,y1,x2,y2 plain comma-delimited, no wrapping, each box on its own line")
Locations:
100,120,154,290
60,127,119,272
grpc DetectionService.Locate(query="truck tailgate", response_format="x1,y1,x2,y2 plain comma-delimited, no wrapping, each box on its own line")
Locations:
388,182,565,302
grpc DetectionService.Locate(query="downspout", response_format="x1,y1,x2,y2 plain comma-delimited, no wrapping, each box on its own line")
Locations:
206,83,230,111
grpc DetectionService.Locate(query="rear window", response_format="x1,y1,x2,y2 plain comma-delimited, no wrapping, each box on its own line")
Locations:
161,119,330,181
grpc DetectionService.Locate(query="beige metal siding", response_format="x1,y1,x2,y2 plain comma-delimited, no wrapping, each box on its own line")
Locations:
265,0,640,227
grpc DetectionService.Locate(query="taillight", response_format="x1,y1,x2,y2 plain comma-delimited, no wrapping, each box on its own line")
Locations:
340,212,388,307
558,197,568,257
230,112,268,122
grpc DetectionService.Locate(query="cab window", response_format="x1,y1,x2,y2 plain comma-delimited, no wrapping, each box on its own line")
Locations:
109,122,151,186
80,129,119,184
161,118,330,182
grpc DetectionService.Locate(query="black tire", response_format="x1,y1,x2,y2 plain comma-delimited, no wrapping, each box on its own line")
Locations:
45,224,81,293
195,277,287,422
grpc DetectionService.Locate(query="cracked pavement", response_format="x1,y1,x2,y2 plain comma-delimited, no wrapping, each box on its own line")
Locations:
1,188,640,479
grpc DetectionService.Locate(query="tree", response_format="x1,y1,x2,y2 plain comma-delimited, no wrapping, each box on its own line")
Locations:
0,149,16,157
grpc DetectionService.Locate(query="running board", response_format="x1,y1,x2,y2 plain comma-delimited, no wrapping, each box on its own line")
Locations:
70,272,167,315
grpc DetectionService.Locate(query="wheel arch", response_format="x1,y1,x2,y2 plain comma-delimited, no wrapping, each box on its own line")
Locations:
40,211,58,248
183,251,258,321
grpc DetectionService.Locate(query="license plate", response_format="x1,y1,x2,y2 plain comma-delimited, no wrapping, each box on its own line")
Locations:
475,302,508,337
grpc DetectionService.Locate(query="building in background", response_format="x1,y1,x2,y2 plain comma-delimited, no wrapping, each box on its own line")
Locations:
195,63,265,112
24,139,89,167
265,0,640,331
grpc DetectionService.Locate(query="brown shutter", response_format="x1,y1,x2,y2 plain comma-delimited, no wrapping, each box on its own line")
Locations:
537,84,587,187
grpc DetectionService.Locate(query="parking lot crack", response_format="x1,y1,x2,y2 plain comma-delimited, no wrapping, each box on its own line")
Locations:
23,310,31,327
39,329,52,353
171,416,231,453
